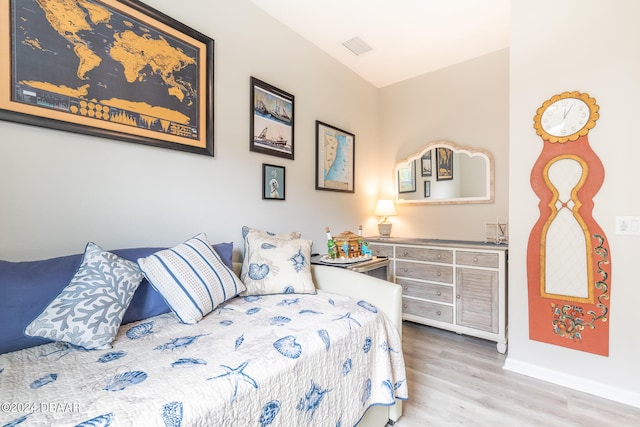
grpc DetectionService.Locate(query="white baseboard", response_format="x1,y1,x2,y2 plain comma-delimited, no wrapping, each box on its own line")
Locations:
503,358,640,409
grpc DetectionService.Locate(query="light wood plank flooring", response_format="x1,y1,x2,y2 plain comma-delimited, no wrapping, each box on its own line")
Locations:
392,321,640,426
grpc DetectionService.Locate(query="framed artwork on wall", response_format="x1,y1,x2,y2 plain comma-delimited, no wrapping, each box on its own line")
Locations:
0,0,214,156
250,77,294,160
437,147,454,180
315,120,355,193
398,160,416,193
424,180,431,198
421,151,432,177
262,163,285,200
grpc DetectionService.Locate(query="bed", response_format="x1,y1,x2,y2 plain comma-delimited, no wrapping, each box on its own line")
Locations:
0,243,407,427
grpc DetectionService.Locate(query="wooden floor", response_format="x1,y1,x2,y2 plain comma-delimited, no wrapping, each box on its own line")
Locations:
392,321,640,427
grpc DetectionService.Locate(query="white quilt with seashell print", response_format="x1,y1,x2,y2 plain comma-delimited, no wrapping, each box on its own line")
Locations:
0,290,407,426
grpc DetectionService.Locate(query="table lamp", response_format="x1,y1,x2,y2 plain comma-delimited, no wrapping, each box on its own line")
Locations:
374,199,397,238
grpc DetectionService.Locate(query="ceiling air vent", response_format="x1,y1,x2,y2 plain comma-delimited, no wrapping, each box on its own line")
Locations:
342,36,372,56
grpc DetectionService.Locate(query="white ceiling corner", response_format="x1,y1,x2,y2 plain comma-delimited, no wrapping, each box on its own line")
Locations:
250,0,510,88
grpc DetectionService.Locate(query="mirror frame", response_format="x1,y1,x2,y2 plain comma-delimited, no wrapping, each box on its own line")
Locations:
395,141,495,205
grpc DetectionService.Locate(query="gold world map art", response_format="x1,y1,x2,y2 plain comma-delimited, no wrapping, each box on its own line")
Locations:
12,0,199,139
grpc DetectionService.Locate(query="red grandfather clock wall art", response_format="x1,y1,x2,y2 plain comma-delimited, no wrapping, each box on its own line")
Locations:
528,91,611,356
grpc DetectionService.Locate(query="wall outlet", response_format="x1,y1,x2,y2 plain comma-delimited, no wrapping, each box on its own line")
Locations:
615,216,640,235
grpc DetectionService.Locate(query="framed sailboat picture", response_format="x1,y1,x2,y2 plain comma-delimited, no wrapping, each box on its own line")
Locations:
250,77,294,160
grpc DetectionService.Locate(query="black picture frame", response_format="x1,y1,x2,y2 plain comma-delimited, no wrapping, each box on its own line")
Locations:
437,147,454,181
250,77,294,160
421,151,432,177
262,163,285,200
424,180,431,198
315,120,355,193
397,160,416,193
0,0,214,156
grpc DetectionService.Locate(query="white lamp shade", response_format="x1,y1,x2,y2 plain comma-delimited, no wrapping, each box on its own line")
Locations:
374,200,397,217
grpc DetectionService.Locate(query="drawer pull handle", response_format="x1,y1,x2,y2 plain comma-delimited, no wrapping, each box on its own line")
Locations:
436,310,441,316
436,254,441,260
473,256,479,263
403,286,409,291
403,251,409,256
437,291,442,296
456,294,460,299
436,271,441,277
403,304,408,309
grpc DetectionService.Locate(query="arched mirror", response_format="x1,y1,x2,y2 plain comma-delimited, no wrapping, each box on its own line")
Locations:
395,141,494,205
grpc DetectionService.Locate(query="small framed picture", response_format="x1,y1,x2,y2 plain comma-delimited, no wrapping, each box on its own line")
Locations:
262,164,285,200
251,77,294,160
421,151,432,177
397,160,416,193
437,147,454,181
424,181,431,198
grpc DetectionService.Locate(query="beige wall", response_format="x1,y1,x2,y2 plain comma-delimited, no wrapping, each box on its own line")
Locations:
507,0,640,406
0,0,381,261
378,49,509,241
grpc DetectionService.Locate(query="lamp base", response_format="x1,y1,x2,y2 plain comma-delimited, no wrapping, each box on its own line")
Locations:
378,222,392,238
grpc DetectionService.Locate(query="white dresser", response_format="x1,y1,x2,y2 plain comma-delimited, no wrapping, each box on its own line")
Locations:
367,237,508,353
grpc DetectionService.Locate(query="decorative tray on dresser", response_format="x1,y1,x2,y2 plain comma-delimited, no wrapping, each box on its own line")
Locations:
366,237,509,353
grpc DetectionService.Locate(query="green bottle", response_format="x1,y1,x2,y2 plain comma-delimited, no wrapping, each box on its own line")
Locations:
326,227,338,259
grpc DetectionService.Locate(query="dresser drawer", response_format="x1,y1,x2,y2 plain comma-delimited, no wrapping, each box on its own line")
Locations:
397,278,453,303
367,243,393,258
402,297,453,323
396,246,453,263
456,251,499,268
396,260,453,284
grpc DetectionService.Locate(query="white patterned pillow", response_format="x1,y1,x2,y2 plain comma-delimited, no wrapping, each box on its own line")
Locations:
137,233,245,324
240,234,316,295
241,226,301,276
24,243,144,350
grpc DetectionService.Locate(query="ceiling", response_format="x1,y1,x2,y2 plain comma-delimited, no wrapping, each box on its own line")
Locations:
250,0,510,88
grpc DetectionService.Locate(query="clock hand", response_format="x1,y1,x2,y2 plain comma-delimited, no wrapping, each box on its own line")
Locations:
563,103,574,119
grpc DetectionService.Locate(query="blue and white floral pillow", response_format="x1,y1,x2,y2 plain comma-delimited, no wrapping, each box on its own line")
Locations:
24,243,144,350
240,234,316,295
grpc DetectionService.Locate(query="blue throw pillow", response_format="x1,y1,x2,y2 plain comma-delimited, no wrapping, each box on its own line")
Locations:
111,247,169,325
0,253,82,354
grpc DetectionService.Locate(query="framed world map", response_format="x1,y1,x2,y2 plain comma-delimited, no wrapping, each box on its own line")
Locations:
0,0,214,156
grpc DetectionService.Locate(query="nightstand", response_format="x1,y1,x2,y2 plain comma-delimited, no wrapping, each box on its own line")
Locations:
310,255,391,281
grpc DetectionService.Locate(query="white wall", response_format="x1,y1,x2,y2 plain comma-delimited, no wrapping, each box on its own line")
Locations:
0,0,381,261
378,49,509,241
507,0,640,407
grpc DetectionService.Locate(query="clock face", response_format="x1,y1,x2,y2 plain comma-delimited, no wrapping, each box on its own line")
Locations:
540,97,590,137
534,91,599,143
